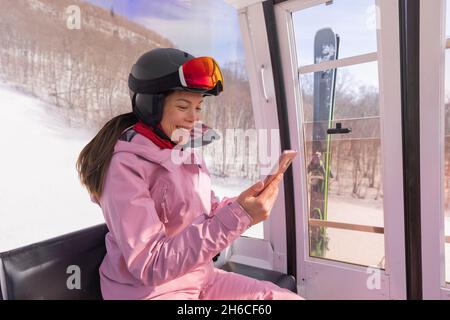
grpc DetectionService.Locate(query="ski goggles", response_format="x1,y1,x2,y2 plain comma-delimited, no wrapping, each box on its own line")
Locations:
180,57,223,91
129,56,224,96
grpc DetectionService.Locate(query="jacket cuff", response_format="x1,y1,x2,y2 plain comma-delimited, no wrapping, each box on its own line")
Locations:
215,201,253,234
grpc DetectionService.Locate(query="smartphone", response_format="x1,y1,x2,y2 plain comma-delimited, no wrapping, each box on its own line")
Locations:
256,150,298,196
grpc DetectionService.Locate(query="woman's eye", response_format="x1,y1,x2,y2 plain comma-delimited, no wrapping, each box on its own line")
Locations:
177,106,188,110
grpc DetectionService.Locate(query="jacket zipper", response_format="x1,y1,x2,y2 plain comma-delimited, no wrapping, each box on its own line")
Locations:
161,187,169,224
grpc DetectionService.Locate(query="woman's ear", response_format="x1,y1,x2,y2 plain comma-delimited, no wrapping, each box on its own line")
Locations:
132,93,165,127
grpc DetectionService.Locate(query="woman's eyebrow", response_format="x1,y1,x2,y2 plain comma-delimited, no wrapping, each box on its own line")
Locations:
176,98,204,105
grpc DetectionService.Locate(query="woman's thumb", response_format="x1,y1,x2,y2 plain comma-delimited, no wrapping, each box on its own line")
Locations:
255,180,264,189
240,180,264,198
250,180,264,194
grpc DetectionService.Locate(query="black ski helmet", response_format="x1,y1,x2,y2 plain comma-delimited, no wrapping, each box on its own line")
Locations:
128,48,222,127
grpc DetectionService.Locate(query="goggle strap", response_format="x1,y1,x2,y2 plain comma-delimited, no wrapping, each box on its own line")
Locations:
128,60,223,96
178,66,187,87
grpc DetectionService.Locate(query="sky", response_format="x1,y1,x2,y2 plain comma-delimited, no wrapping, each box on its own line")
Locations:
84,0,245,67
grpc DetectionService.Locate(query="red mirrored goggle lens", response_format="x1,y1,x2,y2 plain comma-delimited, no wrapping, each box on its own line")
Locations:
181,57,223,90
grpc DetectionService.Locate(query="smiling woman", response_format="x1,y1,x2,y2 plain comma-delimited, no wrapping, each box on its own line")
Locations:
75,47,302,300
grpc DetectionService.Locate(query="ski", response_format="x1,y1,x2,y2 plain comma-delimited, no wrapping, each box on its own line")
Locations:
308,27,340,257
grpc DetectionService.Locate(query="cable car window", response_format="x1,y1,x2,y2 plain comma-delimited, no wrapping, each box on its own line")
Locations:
0,0,261,252
293,0,385,268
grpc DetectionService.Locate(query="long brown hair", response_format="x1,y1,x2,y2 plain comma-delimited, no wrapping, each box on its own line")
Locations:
76,112,138,203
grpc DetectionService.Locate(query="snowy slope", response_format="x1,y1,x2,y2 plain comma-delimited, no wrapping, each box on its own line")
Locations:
0,85,104,251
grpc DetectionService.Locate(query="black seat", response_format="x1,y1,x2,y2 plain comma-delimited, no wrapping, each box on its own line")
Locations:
221,262,297,293
0,224,296,299
0,224,108,300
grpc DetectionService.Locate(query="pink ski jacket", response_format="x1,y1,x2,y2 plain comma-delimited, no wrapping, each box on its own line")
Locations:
97,131,253,299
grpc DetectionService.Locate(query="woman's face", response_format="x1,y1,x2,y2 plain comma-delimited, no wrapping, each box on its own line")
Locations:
160,91,204,142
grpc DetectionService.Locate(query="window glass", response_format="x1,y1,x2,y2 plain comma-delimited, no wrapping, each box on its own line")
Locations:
293,1,384,268
0,0,261,251
292,0,378,66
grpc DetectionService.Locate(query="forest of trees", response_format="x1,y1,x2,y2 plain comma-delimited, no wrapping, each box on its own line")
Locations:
0,0,173,128
201,60,258,180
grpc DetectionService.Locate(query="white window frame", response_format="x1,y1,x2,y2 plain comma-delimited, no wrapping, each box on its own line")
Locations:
275,0,406,299
420,0,450,300
220,0,290,273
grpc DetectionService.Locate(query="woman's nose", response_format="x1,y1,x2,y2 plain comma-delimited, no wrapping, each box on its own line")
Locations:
186,109,198,121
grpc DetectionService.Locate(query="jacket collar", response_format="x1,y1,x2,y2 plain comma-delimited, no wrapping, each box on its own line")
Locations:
114,133,204,172
133,122,176,150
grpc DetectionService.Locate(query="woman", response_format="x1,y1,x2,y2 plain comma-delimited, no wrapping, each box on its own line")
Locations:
77,48,302,300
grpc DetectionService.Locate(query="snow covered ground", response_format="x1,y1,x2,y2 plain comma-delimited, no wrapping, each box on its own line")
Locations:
324,195,385,268
326,195,450,280
0,85,104,251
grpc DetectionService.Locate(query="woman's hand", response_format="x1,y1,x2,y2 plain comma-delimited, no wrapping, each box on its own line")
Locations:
237,173,284,226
